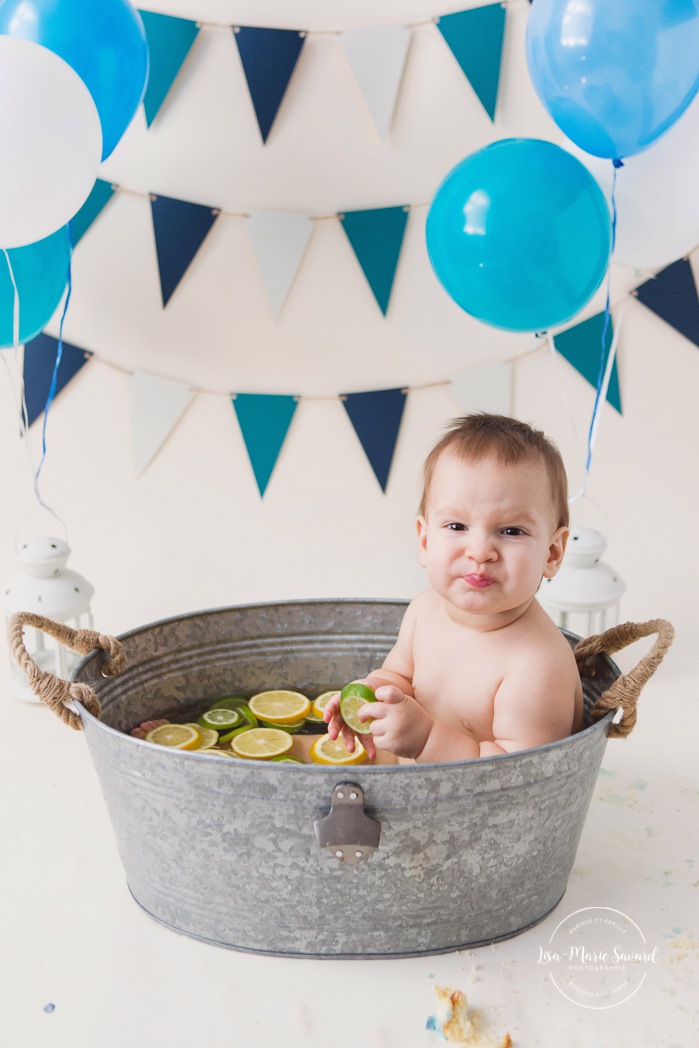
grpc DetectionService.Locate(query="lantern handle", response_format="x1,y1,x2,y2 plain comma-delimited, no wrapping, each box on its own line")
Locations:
7,612,126,731
574,619,674,739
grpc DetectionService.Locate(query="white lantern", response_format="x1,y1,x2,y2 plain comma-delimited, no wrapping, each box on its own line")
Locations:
3,536,94,702
541,527,625,638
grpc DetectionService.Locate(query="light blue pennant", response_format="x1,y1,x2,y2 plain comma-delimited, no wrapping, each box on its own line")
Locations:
437,5,507,121
233,393,298,496
340,206,409,315
554,312,622,413
139,9,200,126
234,26,305,142
150,194,218,307
342,388,407,492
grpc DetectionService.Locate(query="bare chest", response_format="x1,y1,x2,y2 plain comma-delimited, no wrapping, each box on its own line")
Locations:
410,614,506,739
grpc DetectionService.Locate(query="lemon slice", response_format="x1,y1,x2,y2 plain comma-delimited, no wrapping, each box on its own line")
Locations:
145,723,201,750
231,727,293,760
339,682,377,735
248,690,311,725
182,723,219,749
311,691,339,718
309,733,368,766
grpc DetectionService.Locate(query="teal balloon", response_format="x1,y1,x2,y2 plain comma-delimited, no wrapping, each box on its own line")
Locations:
425,139,612,333
0,0,148,160
0,227,70,348
526,0,699,160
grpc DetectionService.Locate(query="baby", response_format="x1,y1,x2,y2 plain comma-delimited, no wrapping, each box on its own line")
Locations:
325,413,583,762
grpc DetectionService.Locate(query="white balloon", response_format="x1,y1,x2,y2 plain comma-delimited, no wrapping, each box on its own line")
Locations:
0,36,102,249
565,93,699,271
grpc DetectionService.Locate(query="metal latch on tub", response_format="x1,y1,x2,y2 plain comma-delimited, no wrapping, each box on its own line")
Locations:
314,783,381,865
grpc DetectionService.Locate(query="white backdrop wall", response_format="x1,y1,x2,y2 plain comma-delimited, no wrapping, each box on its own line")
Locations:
1,0,696,728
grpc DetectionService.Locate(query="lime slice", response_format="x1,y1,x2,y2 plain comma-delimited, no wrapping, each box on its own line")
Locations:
311,691,339,718
145,723,201,750
248,691,311,725
236,705,259,727
231,728,293,760
259,718,304,734
218,724,254,745
198,708,243,731
210,696,248,710
339,682,377,735
269,755,305,764
309,733,368,766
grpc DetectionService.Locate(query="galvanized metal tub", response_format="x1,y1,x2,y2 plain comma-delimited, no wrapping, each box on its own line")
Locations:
72,598,621,959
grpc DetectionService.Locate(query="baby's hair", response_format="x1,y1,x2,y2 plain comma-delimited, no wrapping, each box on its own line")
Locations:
419,413,569,528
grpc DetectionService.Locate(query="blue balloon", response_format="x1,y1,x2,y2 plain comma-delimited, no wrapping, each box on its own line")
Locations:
0,227,70,348
526,0,699,160
426,139,611,333
0,0,148,161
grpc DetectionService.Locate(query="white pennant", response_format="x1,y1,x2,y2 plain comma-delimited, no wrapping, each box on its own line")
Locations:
449,360,512,417
247,211,313,319
129,369,195,477
341,24,411,138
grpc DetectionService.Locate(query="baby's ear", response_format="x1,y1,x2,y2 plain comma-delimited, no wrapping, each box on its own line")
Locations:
544,526,569,578
416,516,428,566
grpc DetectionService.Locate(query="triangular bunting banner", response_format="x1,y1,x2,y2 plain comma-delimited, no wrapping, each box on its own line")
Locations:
341,24,411,137
234,26,305,143
129,370,195,477
634,258,699,348
340,206,409,315
233,393,298,496
151,194,218,307
554,312,622,413
247,211,313,318
450,360,512,417
22,333,91,428
342,388,407,492
437,5,506,121
70,180,116,246
139,9,200,126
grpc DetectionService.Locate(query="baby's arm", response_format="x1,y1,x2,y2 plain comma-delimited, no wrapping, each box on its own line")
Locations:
418,650,576,762
325,600,421,759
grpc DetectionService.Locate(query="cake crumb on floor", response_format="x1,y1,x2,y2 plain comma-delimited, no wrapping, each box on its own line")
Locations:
426,986,512,1047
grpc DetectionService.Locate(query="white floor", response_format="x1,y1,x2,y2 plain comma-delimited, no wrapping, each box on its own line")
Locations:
2,660,697,1048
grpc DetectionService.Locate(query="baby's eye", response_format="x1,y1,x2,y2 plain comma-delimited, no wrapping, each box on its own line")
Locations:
501,527,526,536
446,522,465,531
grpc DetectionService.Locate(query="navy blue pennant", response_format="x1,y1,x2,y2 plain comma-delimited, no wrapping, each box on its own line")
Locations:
234,26,305,142
23,333,91,428
634,258,699,348
342,388,407,492
150,194,218,307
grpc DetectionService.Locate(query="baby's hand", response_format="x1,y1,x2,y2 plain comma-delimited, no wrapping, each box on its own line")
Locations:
324,684,433,761
324,687,378,761
362,686,433,760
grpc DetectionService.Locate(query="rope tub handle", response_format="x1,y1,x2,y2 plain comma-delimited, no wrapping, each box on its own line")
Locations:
574,619,675,738
7,611,127,731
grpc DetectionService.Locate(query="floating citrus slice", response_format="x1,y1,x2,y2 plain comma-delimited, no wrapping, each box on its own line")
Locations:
311,691,340,718
231,727,293,760
198,707,244,731
182,723,219,749
145,723,201,750
248,690,311,725
339,682,377,735
309,733,368,766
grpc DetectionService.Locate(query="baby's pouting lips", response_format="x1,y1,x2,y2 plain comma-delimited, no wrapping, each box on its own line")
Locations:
463,573,495,588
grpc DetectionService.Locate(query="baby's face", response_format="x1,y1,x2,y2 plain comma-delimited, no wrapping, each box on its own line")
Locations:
417,451,567,626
